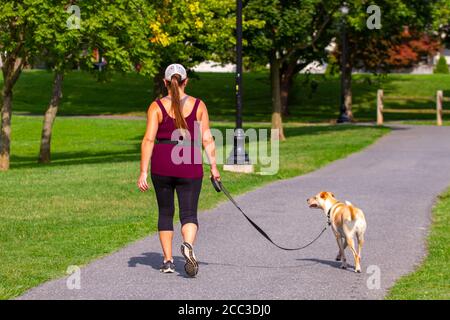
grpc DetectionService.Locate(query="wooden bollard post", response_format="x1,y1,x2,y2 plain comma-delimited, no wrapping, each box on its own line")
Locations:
437,90,443,126
377,89,384,125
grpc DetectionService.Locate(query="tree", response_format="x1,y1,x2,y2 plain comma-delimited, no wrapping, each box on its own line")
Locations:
434,55,449,73
330,0,438,121
244,0,340,140
0,1,44,170
33,1,84,164
433,0,450,47
34,0,158,163
333,28,440,72
147,0,235,98
386,30,440,69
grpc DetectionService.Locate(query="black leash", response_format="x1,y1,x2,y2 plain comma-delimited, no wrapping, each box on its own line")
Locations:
211,177,331,251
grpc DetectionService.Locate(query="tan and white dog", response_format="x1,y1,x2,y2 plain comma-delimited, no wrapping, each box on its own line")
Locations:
307,192,367,273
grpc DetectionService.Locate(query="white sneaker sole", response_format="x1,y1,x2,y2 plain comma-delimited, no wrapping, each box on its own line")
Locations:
160,267,175,273
181,242,199,277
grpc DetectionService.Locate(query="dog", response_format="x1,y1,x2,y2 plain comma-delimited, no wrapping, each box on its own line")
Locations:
307,191,367,273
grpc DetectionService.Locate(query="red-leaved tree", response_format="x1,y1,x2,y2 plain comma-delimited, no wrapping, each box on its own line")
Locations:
386,28,441,68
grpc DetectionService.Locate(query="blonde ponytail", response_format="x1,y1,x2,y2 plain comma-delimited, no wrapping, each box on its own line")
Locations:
169,74,188,130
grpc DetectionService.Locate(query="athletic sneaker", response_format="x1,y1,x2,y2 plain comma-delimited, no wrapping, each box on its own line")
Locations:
160,260,175,273
180,242,199,277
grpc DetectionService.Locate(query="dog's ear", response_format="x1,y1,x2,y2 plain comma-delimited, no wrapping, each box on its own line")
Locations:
319,192,327,199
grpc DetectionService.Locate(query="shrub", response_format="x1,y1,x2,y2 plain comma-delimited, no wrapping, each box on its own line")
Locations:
325,54,340,76
434,56,449,74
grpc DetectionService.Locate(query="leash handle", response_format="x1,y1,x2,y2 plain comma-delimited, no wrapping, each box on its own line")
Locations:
210,176,222,193
212,178,328,251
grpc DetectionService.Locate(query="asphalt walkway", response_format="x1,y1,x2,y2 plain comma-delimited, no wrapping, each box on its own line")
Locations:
19,125,450,300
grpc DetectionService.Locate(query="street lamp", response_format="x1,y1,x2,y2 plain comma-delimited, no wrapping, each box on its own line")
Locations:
224,0,252,173
337,2,351,123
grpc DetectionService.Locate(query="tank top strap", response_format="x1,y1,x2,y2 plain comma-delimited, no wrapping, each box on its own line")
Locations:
191,98,201,119
155,99,168,117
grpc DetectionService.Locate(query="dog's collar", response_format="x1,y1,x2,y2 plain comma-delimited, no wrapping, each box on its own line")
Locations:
326,202,342,226
326,209,332,226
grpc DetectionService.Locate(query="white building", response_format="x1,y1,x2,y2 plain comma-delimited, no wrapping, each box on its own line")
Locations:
192,61,236,73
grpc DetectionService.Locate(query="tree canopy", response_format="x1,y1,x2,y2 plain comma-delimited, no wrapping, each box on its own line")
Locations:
146,0,236,97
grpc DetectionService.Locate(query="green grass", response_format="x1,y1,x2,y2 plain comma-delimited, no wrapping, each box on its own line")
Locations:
386,189,450,300
4,70,450,122
400,120,450,126
0,116,389,299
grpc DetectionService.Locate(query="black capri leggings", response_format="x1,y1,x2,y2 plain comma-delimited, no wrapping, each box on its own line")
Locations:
151,174,203,231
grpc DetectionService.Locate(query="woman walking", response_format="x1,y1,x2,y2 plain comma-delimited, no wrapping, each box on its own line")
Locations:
138,64,220,277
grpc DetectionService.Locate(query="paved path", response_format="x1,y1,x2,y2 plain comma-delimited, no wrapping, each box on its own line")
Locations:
19,125,450,300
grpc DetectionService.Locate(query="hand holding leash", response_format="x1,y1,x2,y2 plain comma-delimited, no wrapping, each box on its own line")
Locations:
210,175,222,192
210,166,221,182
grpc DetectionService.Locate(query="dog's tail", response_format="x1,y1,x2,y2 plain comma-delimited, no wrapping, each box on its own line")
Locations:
345,200,353,206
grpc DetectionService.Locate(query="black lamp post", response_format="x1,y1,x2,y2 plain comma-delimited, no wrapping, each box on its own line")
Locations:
227,0,250,165
337,3,351,123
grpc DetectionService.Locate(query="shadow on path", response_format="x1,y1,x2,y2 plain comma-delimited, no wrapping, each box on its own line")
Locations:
128,252,189,270
129,252,320,271
128,252,209,279
297,258,356,273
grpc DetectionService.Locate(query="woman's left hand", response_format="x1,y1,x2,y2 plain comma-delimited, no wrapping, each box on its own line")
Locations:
137,172,149,192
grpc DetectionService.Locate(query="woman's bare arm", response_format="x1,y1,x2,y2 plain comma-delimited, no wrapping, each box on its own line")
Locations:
198,101,221,180
138,102,159,191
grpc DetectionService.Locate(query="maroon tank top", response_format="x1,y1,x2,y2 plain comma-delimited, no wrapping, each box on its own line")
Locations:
150,97,203,179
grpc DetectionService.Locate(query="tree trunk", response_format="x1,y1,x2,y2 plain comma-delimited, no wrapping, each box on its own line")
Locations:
280,79,291,117
0,56,23,171
280,61,296,117
0,89,13,171
341,59,353,120
153,68,166,99
339,29,354,122
38,71,64,164
270,53,286,141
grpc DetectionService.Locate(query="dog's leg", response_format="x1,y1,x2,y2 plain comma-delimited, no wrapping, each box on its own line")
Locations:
335,235,347,269
336,239,348,261
356,232,364,271
345,236,361,273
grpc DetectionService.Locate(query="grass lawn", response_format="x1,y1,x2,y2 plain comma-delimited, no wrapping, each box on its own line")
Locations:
4,70,450,123
0,115,389,299
400,120,450,126
386,188,450,300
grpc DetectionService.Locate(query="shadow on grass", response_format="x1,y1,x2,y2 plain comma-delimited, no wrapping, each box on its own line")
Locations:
11,71,448,123
10,149,140,169
282,123,391,137
9,125,389,170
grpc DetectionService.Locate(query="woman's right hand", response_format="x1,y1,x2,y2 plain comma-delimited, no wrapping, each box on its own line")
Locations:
137,172,149,192
210,165,221,181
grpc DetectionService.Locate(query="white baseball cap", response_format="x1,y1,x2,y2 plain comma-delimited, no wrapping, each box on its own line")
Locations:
164,63,187,81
